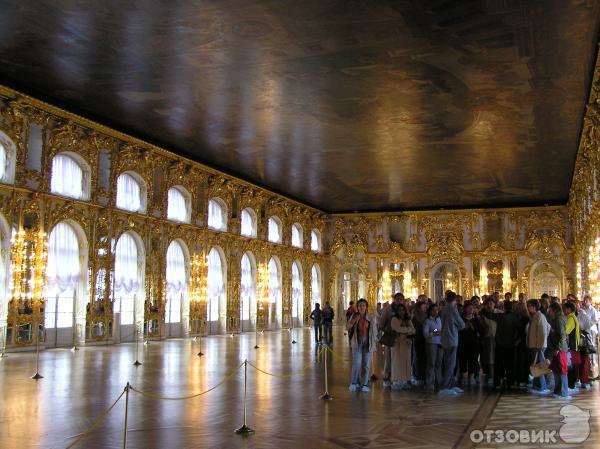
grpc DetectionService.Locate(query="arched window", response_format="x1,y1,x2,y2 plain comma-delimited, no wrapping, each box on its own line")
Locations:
50,153,89,200
165,241,187,329
167,186,191,223
240,252,257,331
268,257,282,329
116,172,145,213
311,264,322,310
291,261,303,325
114,232,143,337
45,222,81,343
207,247,226,333
268,216,282,243
240,208,257,238
207,198,227,231
291,223,303,248
0,142,7,183
0,133,17,184
311,230,321,252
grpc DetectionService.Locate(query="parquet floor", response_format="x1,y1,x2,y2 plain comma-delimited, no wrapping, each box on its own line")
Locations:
0,327,597,448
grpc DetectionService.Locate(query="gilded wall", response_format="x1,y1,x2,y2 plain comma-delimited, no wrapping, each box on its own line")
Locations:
0,83,581,350
569,50,600,300
326,208,572,321
0,86,326,349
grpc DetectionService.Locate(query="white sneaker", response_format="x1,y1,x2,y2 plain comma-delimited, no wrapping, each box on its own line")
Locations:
452,387,464,393
361,384,371,392
439,388,457,395
348,383,359,392
383,380,392,389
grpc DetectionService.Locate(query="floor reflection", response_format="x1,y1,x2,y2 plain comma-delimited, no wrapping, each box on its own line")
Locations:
1,327,598,448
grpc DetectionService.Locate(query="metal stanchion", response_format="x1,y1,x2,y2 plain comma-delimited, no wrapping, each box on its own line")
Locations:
291,325,297,345
133,321,142,367
197,334,204,357
71,302,79,351
320,348,332,400
123,382,130,449
254,317,259,349
31,325,43,380
132,300,141,366
235,360,255,435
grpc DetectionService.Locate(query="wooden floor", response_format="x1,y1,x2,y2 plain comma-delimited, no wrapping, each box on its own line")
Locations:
0,327,598,449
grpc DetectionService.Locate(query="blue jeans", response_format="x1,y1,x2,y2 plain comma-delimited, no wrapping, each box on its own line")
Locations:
351,336,372,386
530,348,547,391
426,343,443,388
442,346,458,389
313,324,322,343
323,322,333,345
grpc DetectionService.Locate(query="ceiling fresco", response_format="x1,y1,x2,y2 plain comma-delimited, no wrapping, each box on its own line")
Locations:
0,0,598,212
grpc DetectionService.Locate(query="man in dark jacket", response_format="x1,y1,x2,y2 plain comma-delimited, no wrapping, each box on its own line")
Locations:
310,303,323,345
493,301,521,389
322,301,335,346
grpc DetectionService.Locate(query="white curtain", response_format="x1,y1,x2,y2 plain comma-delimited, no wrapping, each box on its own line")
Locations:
45,222,80,329
46,222,81,294
291,225,302,248
114,233,140,294
291,262,302,318
208,248,224,322
166,241,187,324
116,173,142,212
311,265,321,307
268,258,280,304
0,143,6,181
240,253,256,321
167,187,189,222
240,208,256,237
51,154,84,199
114,233,140,326
311,230,320,251
208,199,226,230
268,217,281,243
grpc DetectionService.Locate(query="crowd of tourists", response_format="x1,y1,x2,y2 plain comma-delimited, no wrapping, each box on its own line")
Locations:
311,291,599,398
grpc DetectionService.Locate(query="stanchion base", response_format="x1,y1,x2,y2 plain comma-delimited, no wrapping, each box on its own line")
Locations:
144,340,150,346
230,333,235,338
291,340,297,344
0,352,6,358
192,336,197,342
254,345,259,349
234,424,255,435
133,360,142,366
197,351,204,357
370,374,378,381
31,372,43,380
71,346,79,351
320,392,333,401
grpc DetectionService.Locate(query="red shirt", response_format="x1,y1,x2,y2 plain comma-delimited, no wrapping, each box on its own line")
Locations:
358,315,369,337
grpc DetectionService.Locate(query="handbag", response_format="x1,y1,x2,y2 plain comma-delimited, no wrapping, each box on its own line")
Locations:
379,330,396,347
530,359,552,378
581,330,597,355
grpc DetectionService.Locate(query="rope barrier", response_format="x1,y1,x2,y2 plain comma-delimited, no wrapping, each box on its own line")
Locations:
129,361,244,400
246,348,323,378
65,387,126,449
